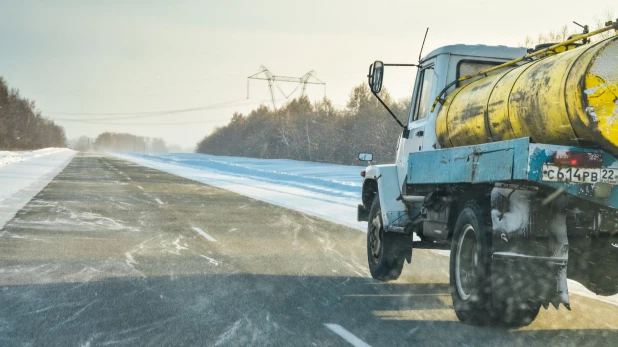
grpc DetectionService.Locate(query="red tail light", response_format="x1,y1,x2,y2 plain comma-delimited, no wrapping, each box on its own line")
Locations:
553,151,603,168
360,170,366,177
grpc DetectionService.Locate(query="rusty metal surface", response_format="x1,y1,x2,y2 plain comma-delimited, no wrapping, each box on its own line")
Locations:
437,37,618,155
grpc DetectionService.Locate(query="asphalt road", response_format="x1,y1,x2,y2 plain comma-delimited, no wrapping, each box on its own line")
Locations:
1,153,618,346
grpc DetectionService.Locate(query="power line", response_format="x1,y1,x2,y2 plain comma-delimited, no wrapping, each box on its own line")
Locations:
57,118,235,126
50,98,256,120
53,97,288,125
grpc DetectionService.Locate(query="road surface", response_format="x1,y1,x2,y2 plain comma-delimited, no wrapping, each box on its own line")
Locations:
1,153,618,346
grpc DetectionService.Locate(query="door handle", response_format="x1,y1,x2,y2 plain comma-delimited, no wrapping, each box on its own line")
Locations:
416,130,424,137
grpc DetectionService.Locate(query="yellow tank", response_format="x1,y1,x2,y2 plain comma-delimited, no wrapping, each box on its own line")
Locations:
436,36,618,155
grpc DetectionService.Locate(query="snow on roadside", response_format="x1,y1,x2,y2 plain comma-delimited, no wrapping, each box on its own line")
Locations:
113,152,367,231
0,148,76,229
0,148,70,167
114,152,618,307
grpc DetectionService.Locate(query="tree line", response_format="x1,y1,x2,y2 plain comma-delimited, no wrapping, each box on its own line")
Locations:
0,77,67,150
196,84,409,165
91,132,169,154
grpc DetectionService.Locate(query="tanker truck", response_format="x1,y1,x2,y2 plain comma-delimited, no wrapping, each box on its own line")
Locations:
357,21,618,326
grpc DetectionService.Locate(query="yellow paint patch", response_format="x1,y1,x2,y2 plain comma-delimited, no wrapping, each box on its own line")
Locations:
585,73,618,146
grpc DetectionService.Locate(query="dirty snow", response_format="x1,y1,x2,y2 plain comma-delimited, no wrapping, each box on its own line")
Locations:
115,151,618,306
0,148,76,229
491,188,534,235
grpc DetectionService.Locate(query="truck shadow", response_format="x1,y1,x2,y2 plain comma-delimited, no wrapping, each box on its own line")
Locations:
1,273,617,346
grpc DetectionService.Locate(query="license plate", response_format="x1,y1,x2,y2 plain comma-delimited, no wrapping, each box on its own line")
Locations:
542,165,618,185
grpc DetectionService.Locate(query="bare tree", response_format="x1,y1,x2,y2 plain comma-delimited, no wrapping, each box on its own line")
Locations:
594,8,616,41
523,10,615,47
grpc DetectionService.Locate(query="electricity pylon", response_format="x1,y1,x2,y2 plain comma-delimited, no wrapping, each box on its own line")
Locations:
247,66,326,109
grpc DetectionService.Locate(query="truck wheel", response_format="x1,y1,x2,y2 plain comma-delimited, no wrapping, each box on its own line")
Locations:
367,197,405,281
449,202,495,325
450,201,541,327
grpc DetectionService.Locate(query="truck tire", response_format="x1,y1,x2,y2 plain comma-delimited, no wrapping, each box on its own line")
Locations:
449,201,495,325
450,201,540,327
367,197,405,281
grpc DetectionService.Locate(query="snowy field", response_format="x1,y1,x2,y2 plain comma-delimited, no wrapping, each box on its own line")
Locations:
115,151,618,307
0,148,76,229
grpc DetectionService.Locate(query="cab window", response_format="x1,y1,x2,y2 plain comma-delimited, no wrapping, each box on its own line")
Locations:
410,66,435,122
457,60,502,87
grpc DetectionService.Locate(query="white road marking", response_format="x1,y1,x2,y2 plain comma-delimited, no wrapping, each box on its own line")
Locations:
137,186,144,190
324,324,371,347
199,254,222,265
213,319,241,347
192,227,216,242
155,198,164,205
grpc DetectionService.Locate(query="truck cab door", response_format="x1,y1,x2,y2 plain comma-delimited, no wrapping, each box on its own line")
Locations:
397,64,435,186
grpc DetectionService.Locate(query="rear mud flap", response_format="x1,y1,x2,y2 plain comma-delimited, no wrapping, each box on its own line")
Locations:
357,204,369,222
490,187,570,309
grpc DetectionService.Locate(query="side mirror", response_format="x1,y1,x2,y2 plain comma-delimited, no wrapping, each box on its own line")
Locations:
358,152,373,162
367,61,384,94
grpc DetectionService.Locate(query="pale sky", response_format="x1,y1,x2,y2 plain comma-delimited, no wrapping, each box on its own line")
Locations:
1,1,615,149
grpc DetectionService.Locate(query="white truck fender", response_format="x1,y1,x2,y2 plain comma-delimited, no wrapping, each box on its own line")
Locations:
362,164,408,230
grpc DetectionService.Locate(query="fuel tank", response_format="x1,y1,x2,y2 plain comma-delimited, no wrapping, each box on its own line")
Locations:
436,36,618,155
